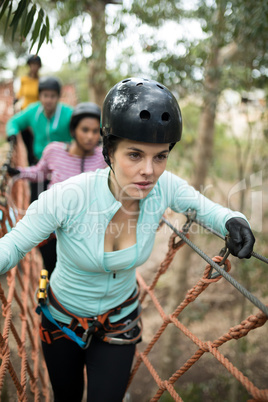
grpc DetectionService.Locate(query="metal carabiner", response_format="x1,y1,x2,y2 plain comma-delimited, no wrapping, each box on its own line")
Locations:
82,326,95,349
182,208,197,234
208,236,230,279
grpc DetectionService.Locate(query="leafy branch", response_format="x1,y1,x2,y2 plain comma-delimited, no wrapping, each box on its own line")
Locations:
0,0,50,53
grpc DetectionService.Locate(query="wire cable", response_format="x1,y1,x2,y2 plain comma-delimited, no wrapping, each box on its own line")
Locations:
162,216,268,317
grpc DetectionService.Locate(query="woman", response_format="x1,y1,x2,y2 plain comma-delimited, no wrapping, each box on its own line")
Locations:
15,54,42,110
0,78,255,402
7,102,106,276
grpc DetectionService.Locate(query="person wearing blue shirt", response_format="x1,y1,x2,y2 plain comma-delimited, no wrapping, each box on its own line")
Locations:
0,78,255,402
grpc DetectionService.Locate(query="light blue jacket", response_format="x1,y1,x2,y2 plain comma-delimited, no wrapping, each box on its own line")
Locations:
0,167,246,323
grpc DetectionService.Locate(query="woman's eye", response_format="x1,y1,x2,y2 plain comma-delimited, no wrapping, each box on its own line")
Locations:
155,154,168,161
129,153,140,159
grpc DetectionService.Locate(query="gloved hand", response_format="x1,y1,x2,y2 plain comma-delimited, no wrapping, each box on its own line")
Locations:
7,135,17,144
225,217,255,259
3,164,20,177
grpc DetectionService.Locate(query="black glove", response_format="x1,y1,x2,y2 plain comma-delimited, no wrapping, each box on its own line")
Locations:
3,164,20,177
7,135,17,144
225,217,255,259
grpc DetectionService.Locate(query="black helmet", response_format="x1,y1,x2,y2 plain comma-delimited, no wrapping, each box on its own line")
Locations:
70,102,101,136
102,77,182,145
27,54,42,66
38,76,61,95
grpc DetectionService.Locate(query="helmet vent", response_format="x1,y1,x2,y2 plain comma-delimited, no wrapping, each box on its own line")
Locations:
122,79,131,83
162,112,170,122
140,110,150,120
157,84,164,89
136,82,143,86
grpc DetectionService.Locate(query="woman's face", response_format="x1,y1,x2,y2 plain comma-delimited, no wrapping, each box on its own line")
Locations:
109,139,169,201
75,117,100,154
29,62,40,75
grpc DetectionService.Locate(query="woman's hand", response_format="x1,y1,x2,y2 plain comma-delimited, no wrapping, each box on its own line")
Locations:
225,217,255,259
3,164,20,177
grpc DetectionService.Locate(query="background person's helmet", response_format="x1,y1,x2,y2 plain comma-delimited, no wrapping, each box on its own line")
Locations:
101,77,182,146
27,54,42,66
70,102,101,137
38,76,61,95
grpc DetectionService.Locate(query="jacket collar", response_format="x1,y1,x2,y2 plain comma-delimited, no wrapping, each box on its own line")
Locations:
35,102,61,124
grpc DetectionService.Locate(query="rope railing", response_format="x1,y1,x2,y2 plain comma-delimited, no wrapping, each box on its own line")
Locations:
127,232,268,401
0,140,267,401
0,136,51,401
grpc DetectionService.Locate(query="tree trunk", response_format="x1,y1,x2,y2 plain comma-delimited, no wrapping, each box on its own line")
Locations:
87,1,109,106
191,49,221,190
161,1,227,380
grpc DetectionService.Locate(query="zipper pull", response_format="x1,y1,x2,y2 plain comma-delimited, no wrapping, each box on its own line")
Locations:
113,271,116,279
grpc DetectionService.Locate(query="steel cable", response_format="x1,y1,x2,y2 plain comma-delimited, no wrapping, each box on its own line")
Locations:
194,218,268,264
161,217,268,317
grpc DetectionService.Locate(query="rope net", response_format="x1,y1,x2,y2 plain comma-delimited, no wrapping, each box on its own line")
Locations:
0,140,267,401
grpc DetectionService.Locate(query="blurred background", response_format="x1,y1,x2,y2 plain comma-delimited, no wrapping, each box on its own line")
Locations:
0,0,267,400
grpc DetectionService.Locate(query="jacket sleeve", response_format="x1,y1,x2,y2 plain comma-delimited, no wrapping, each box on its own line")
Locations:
161,171,248,236
6,107,32,137
18,145,50,182
0,184,64,274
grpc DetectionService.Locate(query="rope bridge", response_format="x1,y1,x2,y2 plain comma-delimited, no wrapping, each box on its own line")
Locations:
0,140,267,401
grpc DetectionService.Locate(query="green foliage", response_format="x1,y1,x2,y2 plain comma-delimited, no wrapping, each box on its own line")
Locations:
128,0,268,94
167,102,200,176
55,61,89,102
0,0,50,52
131,0,182,26
55,60,126,102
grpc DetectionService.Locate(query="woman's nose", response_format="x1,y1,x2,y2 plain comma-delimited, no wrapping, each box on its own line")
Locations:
140,158,153,175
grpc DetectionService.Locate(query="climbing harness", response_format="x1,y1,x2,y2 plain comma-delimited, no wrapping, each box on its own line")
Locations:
37,232,56,248
36,276,142,348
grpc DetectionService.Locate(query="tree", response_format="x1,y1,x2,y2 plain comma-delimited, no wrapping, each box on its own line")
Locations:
45,0,122,105
0,0,123,104
127,0,268,187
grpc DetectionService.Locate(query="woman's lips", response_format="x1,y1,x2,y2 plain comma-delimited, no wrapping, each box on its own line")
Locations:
134,181,153,189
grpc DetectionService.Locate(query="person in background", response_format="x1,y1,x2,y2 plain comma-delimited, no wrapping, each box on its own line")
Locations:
6,102,106,276
15,54,42,110
0,77,255,402
14,54,42,166
6,76,73,202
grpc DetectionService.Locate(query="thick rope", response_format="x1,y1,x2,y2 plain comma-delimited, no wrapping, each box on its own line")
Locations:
0,136,51,401
127,238,268,401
